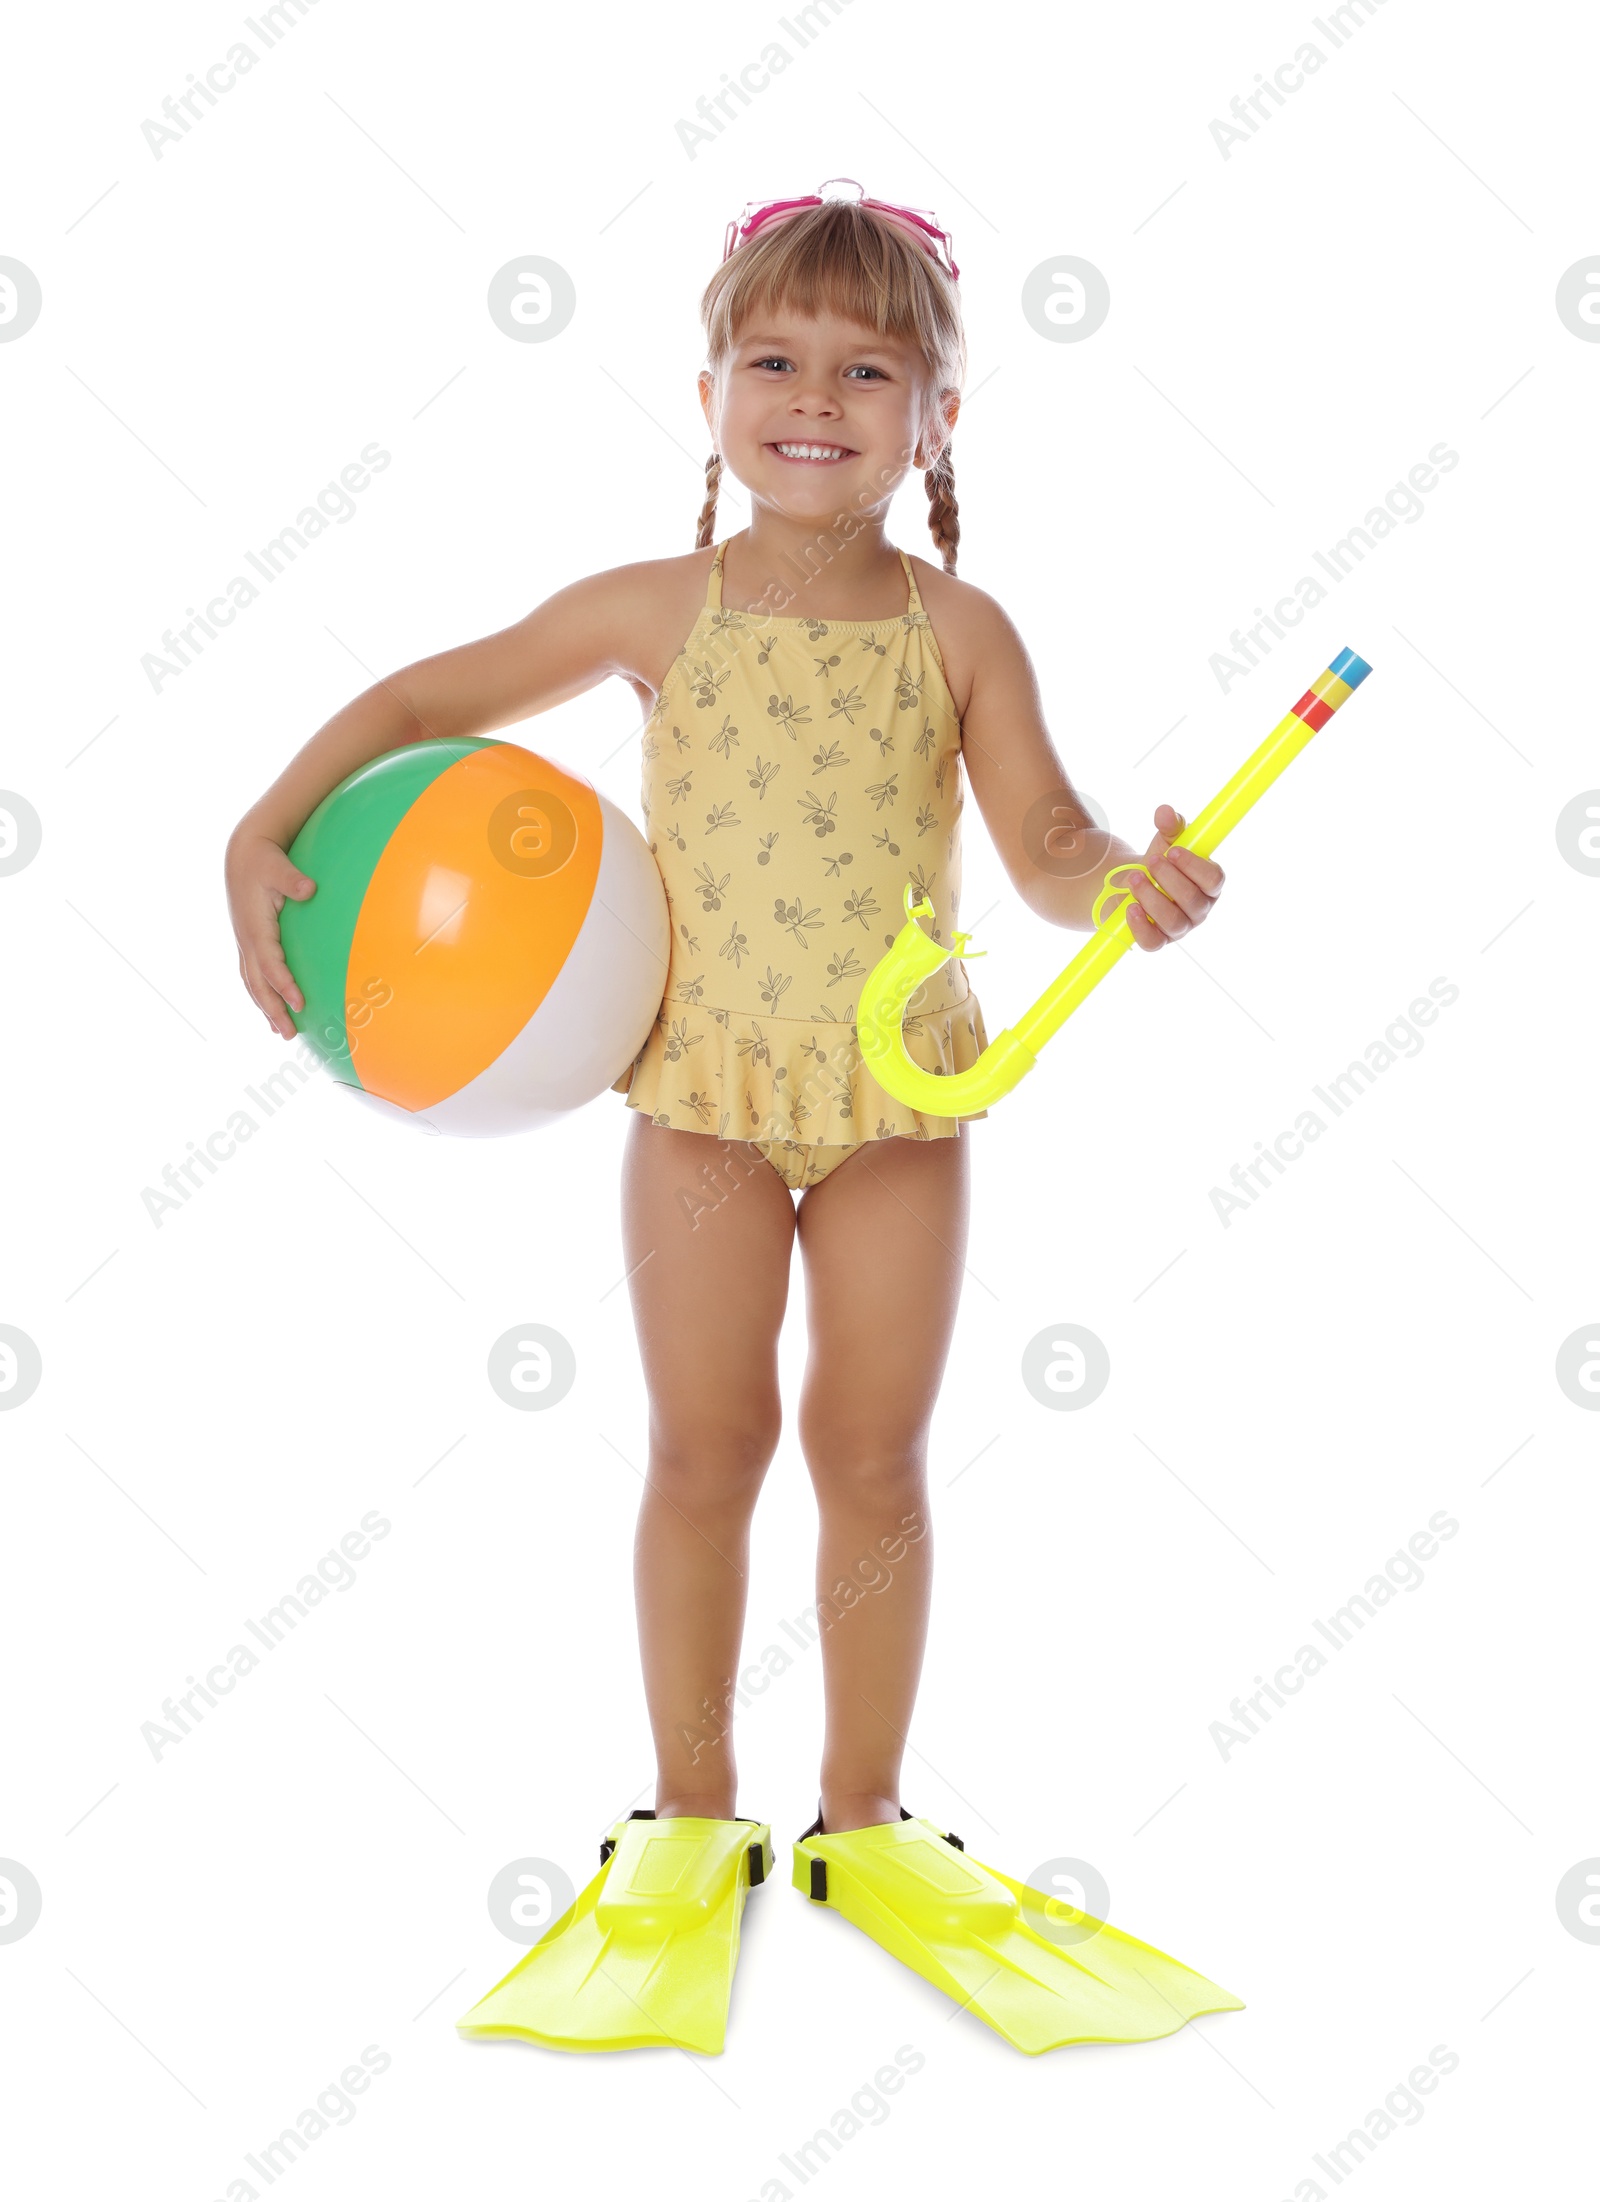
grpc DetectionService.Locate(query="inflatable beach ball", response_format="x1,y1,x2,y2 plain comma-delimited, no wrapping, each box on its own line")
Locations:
280,738,667,1136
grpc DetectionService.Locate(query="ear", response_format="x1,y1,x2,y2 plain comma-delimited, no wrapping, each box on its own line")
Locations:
915,386,961,470
698,368,719,449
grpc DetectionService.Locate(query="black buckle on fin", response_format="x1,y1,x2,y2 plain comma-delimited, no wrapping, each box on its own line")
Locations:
600,1807,657,1864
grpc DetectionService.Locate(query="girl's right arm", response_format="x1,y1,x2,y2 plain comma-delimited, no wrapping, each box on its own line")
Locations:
226,565,659,1038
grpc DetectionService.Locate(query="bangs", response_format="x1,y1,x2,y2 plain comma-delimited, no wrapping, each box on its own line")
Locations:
701,203,966,393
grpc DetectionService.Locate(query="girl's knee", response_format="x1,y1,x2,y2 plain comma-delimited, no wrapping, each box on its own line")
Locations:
802,1436,928,1515
648,1419,781,1510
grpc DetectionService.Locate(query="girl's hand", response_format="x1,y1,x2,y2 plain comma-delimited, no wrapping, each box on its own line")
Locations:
226,830,317,1039
1121,803,1225,952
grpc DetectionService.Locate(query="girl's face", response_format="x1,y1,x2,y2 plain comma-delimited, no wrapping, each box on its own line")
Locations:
701,309,950,523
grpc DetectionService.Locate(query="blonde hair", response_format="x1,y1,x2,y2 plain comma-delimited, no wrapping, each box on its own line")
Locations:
695,200,968,573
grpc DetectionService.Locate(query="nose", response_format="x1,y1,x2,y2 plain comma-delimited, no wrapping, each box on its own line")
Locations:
788,383,842,421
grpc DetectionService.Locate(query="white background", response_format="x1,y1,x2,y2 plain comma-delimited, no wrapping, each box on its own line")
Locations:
2,0,1595,2195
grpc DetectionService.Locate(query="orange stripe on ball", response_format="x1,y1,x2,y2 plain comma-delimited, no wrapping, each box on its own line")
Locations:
348,743,604,1110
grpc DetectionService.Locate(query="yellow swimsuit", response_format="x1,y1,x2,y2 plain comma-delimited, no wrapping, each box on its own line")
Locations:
611,535,990,1190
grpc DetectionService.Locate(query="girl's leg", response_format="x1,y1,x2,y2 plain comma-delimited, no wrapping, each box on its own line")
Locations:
621,1114,798,1818
792,1133,971,1834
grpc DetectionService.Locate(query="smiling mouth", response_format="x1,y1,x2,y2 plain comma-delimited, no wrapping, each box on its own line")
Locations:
766,441,856,464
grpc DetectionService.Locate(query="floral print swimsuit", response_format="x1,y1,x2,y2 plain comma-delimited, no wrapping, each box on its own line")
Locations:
611,535,989,1191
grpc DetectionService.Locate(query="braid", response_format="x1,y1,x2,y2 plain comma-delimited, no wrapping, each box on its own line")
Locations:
924,440,960,575
695,451,723,550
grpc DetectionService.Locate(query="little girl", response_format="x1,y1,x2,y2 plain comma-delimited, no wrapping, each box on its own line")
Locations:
226,179,1232,2055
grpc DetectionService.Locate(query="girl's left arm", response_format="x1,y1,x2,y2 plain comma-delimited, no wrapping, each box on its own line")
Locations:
955,591,1224,953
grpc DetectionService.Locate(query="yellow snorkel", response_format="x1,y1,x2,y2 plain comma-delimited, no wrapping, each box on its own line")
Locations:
857,649,1373,1114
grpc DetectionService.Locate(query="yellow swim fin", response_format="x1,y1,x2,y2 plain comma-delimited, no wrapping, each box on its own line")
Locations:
793,1811,1243,2055
458,1810,773,2054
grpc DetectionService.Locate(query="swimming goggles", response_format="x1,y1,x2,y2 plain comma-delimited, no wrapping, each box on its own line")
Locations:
723,178,959,281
